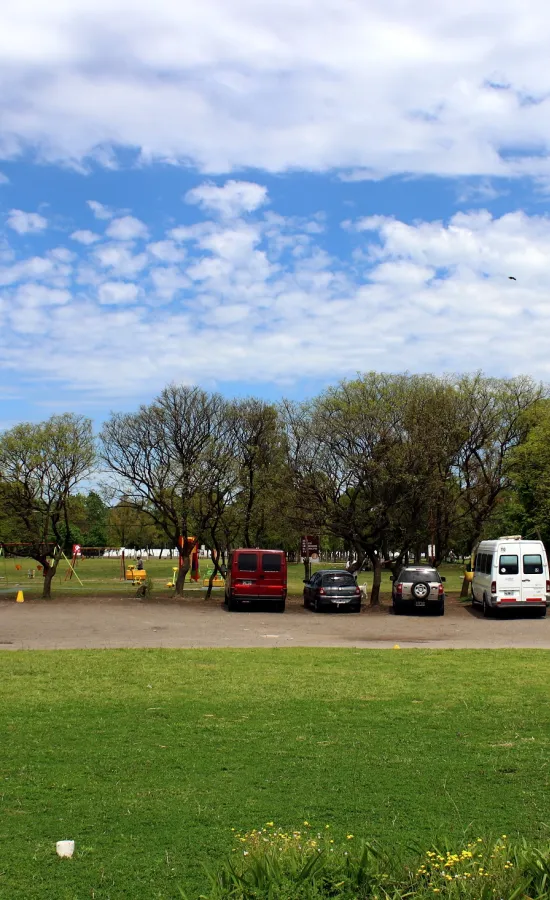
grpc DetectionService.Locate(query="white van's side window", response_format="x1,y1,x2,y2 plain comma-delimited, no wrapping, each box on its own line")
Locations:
500,554,518,574
524,554,543,574
484,554,493,574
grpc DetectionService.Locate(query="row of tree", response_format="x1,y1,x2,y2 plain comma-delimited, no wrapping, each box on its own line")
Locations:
0,373,547,601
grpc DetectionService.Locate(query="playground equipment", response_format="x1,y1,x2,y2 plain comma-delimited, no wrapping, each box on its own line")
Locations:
202,567,225,588
166,567,179,588
125,565,147,584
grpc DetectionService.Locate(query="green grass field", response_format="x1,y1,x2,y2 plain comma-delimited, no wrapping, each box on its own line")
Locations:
0,556,468,598
1,649,549,898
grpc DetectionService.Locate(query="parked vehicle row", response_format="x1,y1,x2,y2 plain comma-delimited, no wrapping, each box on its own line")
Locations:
224,539,549,618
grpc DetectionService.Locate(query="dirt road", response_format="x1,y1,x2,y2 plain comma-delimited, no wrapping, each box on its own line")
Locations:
1,595,549,650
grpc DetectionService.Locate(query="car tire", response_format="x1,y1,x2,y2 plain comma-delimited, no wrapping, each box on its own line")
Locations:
275,600,285,613
227,593,238,612
314,596,322,613
352,603,361,613
393,600,403,615
482,596,493,618
411,582,430,601
435,601,444,616
536,607,547,618
303,595,308,608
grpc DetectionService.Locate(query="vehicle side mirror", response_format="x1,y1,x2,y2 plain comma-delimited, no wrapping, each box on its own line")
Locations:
303,580,310,585
441,577,446,582
389,575,394,582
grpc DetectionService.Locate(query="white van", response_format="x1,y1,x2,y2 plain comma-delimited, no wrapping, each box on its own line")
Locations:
472,536,549,617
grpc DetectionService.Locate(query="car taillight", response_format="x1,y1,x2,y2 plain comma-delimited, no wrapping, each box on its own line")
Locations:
319,587,325,595
546,580,550,593
355,586,361,596
491,581,496,594
396,583,403,594
438,583,443,595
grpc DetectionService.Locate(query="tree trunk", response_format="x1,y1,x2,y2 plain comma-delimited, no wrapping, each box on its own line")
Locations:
370,556,382,606
205,549,222,600
42,563,56,599
175,557,190,595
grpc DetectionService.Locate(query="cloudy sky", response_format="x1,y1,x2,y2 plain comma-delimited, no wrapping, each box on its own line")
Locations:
2,0,550,424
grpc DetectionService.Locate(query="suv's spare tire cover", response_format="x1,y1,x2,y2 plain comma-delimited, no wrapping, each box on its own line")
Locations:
412,581,430,599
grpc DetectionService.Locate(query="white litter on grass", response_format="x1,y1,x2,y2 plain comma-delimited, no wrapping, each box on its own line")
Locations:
262,634,280,638
56,840,75,858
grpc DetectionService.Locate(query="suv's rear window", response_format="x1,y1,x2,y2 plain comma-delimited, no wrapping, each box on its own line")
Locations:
237,553,258,572
322,573,355,587
400,569,440,583
523,554,543,575
499,554,518,575
262,554,282,572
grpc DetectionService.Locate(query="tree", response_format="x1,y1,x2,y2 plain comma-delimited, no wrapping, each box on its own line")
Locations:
284,374,465,604
100,385,232,594
230,399,287,548
0,414,96,598
284,373,537,605
486,398,550,547
454,374,543,596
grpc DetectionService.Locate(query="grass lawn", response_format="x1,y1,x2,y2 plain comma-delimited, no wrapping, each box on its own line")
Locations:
1,649,550,898
1,557,468,599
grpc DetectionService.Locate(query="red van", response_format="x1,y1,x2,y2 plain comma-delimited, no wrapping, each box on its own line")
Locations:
225,549,287,612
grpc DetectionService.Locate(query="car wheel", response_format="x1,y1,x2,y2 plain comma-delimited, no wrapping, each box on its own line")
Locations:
314,596,322,613
303,594,308,608
435,601,444,616
536,607,547,618
393,600,402,615
352,603,361,613
275,600,285,613
482,595,492,618
411,582,430,601
227,593,238,611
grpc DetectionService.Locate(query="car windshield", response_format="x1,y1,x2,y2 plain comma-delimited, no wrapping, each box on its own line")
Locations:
322,573,355,587
399,569,440,583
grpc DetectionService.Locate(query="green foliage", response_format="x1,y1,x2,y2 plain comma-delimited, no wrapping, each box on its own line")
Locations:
0,414,95,596
201,832,550,899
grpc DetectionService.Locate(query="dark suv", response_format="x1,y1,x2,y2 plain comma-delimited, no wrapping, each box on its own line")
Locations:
303,569,362,612
391,566,445,616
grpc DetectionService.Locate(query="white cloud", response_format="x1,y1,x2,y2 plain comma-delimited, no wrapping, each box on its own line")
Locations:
87,200,113,220
3,1,550,180
7,209,48,234
0,172,9,185
4,189,550,400
106,216,148,241
185,181,268,217
17,284,71,305
98,281,140,305
147,240,186,263
71,229,102,245
150,266,189,301
93,244,148,278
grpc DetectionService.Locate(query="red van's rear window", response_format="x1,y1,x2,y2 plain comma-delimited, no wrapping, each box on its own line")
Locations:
262,554,282,572
237,553,258,572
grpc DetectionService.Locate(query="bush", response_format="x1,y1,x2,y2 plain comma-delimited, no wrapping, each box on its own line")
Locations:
183,825,550,899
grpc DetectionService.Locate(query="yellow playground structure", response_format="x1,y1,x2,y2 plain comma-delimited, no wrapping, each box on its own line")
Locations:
126,564,147,584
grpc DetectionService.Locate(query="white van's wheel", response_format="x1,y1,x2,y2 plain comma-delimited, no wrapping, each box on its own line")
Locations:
482,596,492,618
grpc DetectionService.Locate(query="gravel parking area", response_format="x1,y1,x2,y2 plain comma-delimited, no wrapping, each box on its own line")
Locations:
1,594,549,649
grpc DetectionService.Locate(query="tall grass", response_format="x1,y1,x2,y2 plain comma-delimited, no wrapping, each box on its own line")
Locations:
194,827,550,899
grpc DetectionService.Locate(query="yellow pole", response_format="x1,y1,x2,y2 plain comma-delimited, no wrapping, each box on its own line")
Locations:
61,551,84,587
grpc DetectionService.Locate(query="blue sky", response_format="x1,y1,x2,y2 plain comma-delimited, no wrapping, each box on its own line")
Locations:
2,0,550,426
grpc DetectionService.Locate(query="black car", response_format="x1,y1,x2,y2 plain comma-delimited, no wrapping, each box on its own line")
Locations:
391,566,445,615
303,569,362,612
